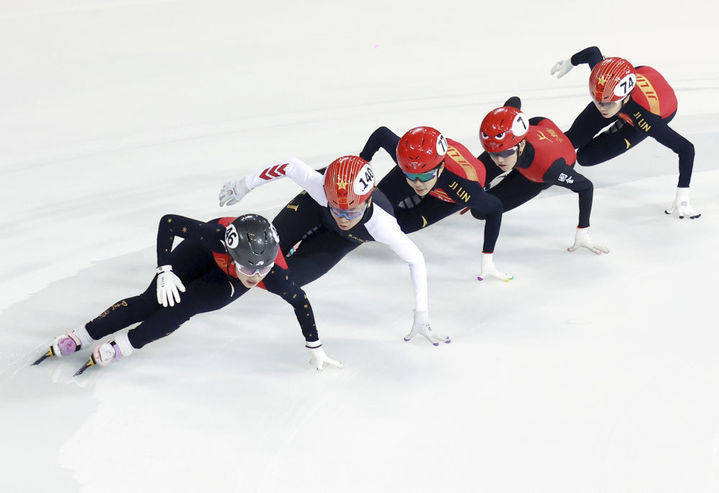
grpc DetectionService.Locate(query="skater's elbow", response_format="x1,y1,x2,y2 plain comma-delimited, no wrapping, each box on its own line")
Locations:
159,214,177,227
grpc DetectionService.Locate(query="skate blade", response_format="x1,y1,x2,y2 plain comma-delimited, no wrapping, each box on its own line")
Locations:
74,356,97,376
31,348,55,366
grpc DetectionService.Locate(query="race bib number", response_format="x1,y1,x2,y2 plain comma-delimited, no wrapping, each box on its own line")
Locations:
436,134,448,155
511,112,529,137
353,163,375,195
614,73,637,98
225,224,239,248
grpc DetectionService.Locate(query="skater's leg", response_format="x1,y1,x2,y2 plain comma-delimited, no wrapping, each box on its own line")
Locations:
286,229,360,286
393,196,461,234
75,268,242,374
472,171,549,217
126,269,240,349
84,239,216,340
35,240,217,364
576,120,648,166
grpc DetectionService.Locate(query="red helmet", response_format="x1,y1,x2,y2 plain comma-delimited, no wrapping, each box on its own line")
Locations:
396,126,448,173
323,155,374,209
479,107,530,153
589,57,636,103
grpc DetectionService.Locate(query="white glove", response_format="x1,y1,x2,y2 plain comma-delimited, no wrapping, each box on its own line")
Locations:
218,178,250,207
567,227,610,255
550,59,574,79
664,187,701,219
156,265,186,307
306,342,343,371
403,310,451,346
479,253,513,282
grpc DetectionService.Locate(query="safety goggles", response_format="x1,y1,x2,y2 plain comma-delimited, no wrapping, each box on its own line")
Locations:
329,204,367,220
236,262,274,277
403,167,440,183
489,145,519,159
595,97,623,108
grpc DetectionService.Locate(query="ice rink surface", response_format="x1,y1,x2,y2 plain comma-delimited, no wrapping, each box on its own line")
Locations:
1,1,718,491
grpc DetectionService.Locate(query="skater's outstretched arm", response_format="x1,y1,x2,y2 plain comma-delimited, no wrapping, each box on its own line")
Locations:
219,157,327,207
550,46,604,79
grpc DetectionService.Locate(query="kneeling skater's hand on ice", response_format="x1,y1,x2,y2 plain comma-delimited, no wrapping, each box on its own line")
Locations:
218,179,250,207
567,227,609,255
156,265,186,307
306,341,343,371
664,187,701,220
479,253,513,282
404,310,451,346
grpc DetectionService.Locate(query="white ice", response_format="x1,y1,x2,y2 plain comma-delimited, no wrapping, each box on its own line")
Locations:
1,1,718,492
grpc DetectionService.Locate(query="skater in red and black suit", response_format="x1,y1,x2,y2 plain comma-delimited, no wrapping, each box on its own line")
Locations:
33,213,344,373
551,46,700,219
468,96,608,254
359,126,513,281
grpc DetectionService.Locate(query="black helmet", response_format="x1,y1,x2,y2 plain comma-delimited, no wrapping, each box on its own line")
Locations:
224,214,280,269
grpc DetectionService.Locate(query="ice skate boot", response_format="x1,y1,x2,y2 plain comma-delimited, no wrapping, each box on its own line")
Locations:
32,327,92,365
74,334,134,376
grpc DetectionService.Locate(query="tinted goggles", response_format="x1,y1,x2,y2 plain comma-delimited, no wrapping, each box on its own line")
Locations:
236,262,274,277
489,145,518,159
596,100,619,108
329,205,366,220
403,168,439,182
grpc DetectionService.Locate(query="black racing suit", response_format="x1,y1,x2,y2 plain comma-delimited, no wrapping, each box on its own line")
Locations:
271,189,395,286
472,99,594,228
360,126,504,253
565,46,694,187
85,215,318,349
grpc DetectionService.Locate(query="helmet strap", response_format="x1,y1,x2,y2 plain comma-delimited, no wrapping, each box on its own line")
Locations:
517,140,527,157
434,162,445,181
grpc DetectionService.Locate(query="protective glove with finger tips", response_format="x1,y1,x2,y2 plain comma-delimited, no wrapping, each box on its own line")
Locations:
156,265,186,307
219,179,250,207
306,341,343,371
550,59,574,79
404,310,451,346
665,187,701,219
479,253,513,282
567,227,609,255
